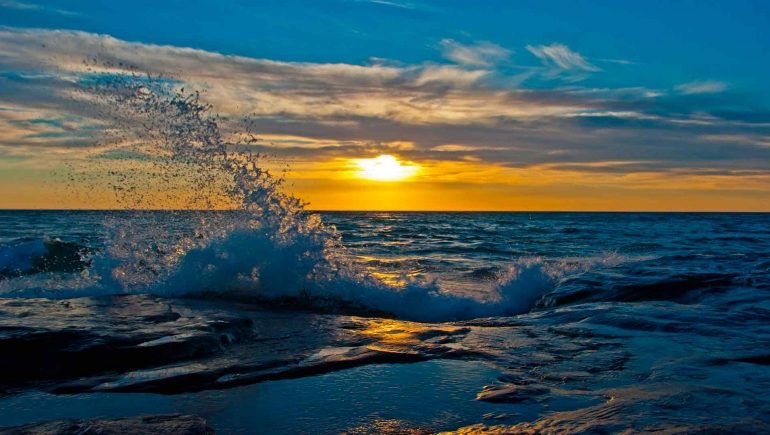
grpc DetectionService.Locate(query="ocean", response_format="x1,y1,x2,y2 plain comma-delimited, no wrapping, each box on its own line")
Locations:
1,210,769,433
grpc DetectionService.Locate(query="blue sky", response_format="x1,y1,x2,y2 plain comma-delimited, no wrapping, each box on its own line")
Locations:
1,0,770,209
3,0,769,94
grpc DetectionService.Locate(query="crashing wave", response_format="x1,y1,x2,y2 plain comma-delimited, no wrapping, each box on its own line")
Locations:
0,238,90,279
0,73,623,322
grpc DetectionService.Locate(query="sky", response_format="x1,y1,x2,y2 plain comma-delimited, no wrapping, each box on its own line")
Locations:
1,0,770,210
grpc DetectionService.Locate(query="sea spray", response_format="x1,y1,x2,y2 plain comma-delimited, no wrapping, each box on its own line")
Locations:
1,73,620,321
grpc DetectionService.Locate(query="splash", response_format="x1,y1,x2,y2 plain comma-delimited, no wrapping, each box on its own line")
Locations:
0,238,89,278
1,73,616,322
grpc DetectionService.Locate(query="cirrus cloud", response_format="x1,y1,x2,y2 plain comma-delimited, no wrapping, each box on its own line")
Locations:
675,80,728,95
439,39,512,67
526,43,600,72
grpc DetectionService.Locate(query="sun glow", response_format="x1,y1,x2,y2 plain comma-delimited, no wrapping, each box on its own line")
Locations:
355,155,419,181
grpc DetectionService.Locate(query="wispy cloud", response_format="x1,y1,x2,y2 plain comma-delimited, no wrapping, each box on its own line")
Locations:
597,58,636,66
440,39,511,67
0,0,80,16
0,27,768,187
526,43,600,72
675,80,728,95
0,28,580,126
360,0,423,10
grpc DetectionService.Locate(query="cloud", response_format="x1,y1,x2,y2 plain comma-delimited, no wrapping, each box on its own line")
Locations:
526,43,600,72
360,0,423,10
439,39,511,67
0,27,768,185
413,65,490,86
0,0,80,16
675,80,728,95
597,58,635,66
430,144,506,152
0,28,590,126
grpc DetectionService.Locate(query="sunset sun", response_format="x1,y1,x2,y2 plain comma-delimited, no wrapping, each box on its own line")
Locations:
355,155,419,181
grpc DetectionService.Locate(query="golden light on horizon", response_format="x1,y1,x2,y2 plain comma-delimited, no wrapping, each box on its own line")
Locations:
355,155,419,181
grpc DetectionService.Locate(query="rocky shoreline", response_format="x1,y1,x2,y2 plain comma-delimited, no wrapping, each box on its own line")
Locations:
0,295,474,396
0,414,214,435
3,292,769,433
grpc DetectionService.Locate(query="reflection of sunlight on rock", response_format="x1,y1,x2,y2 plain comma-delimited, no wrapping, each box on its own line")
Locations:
361,318,469,346
341,418,432,435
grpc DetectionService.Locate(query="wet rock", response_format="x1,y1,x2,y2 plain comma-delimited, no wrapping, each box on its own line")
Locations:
0,414,214,435
482,413,517,421
85,346,430,394
476,384,550,403
0,295,475,395
341,418,432,435
455,317,524,328
444,420,770,435
453,385,770,435
0,296,252,392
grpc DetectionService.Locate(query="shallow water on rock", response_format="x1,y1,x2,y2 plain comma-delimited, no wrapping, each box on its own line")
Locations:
0,361,507,433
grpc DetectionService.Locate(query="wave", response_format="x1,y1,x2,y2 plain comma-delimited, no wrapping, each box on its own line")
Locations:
146,228,570,322
0,230,625,322
0,73,628,322
538,265,740,308
0,238,90,279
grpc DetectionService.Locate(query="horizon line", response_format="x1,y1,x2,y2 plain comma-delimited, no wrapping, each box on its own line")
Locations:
1,208,769,213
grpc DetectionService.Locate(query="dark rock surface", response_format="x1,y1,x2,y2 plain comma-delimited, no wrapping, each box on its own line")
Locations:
5,291,768,434
0,414,214,435
0,295,252,392
0,295,473,395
